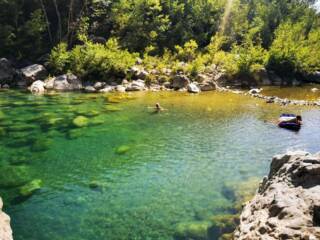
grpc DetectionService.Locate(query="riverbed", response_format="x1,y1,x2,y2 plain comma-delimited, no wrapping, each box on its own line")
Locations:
0,89,320,240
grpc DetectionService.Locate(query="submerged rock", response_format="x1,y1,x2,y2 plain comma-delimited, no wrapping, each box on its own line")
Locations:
235,151,320,239
73,116,89,128
223,177,260,211
209,214,239,239
115,145,131,155
0,198,13,240
175,221,211,240
19,179,42,197
0,166,30,188
105,105,122,112
31,138,51,152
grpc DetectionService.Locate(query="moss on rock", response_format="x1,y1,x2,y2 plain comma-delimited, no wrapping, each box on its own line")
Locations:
0,165,30,188
208,214,239,239
105,105,122,112
175,221,212,240
115,145,131,155
73,116,89,128
19,179,43,197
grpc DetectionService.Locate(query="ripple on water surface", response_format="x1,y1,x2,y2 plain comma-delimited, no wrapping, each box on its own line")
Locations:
0,90,320,240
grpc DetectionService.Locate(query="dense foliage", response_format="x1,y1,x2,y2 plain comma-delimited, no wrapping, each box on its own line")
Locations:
0,0,319,80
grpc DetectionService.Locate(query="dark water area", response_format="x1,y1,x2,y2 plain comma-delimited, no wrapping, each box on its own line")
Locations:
0,90,319,240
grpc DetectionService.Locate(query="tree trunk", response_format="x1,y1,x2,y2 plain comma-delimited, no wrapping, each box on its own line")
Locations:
52,0,62,42
39,0,53,45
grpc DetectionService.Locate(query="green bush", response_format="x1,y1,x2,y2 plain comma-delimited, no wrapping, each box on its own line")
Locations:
49,38,138,81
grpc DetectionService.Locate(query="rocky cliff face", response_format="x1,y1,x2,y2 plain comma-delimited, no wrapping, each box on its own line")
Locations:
235,151,320,240
0,198,13,240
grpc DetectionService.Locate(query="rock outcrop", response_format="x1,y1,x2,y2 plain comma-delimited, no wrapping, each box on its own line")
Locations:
0,198,13,240
235,151,320,240
20,64,47,84
49,74,82,91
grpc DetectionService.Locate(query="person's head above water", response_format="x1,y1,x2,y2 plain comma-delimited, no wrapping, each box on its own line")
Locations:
297,115,302,121
156,103,161,109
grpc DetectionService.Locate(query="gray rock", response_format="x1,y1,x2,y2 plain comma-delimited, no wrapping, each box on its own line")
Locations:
20,64,47,84
44,77,55,90
126,80,145,91
84,86,96,93
235,151,320,240
52,74,82,91
94,82,106,90
30,80,45,95
163,82,172,89
0,58,16,85
99,86,114,93
2,84,9,89
249,88,262,95
172,74,190,89
137,70,149,80
199,81,216,91
187,83,200,93
0,198,13,240
115,85,126,93
196,74,209,83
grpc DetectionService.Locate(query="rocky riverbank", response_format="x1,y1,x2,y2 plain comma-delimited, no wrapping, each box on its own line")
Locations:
0,198,13,240
235,151,320,239
1,57,320,95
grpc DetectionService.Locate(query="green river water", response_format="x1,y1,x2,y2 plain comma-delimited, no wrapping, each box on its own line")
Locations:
0,88,320,240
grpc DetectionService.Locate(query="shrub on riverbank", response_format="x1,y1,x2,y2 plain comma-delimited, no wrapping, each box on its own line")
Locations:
49,37,138,81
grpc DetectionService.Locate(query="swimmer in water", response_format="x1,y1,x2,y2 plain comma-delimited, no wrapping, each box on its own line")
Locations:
148,103,167,113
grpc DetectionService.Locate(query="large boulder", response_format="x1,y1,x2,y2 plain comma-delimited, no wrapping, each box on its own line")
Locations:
52,74,82,91
235,151,320,240
199,81,216,91
84,85,97,93
29,80,45,95
126,80,145,91
0,58,16,86
187,83,200,93
0,198,13,240
93,82,106,90
20,64,47,84
172,74,190,89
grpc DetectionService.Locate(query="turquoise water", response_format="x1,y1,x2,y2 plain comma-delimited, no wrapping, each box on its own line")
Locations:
0,90,320,240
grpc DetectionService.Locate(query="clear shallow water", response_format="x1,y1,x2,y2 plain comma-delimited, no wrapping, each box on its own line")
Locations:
0,90,320,240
